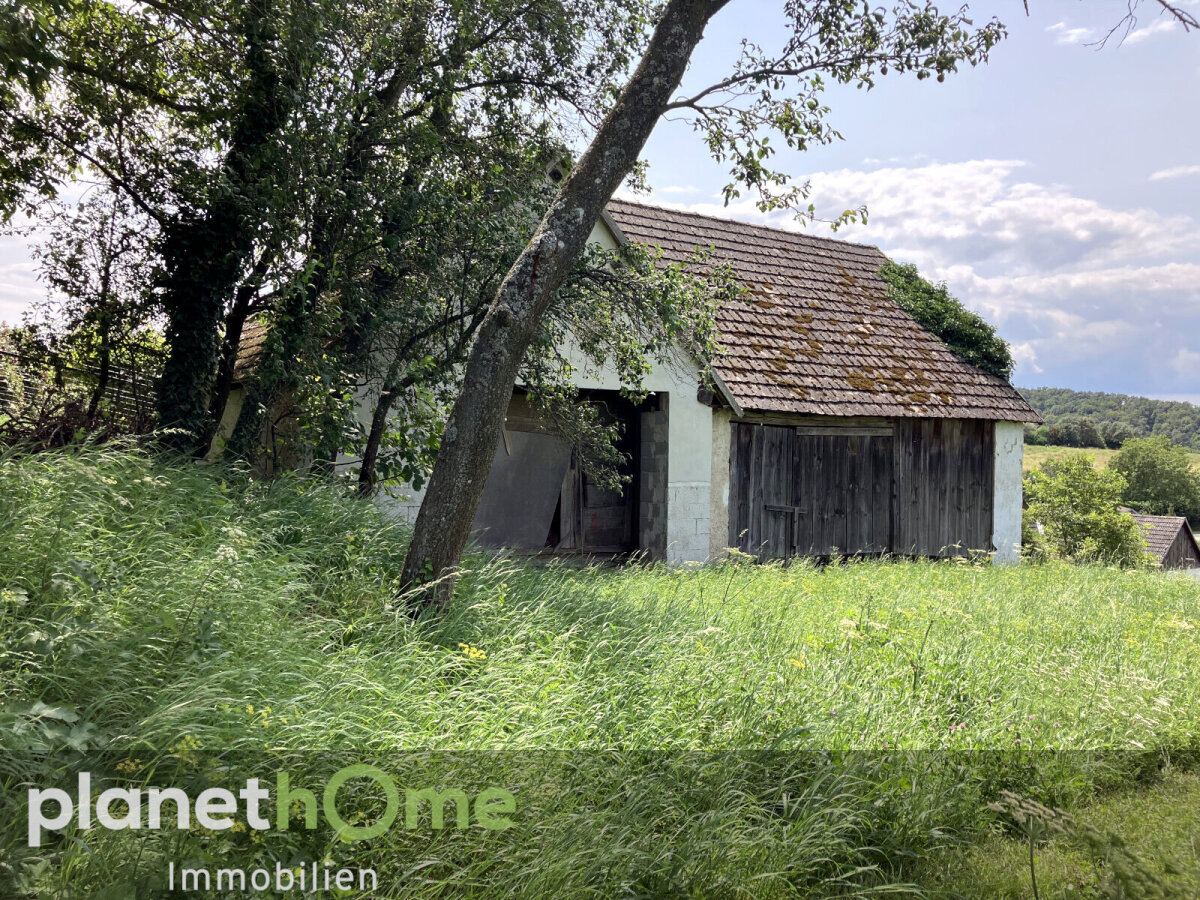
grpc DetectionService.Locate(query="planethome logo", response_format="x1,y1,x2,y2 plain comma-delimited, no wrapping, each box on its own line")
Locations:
27,764,516,848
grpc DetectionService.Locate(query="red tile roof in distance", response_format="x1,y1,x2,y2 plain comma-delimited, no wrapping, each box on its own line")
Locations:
605,199,1041,422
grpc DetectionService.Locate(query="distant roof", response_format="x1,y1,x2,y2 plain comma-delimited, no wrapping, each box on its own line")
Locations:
605,199,1041,422
233,321,269,380
1129,513,1200,563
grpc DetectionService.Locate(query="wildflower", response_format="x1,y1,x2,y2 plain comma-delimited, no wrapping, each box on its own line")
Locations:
458,642,487,661
788,657,806,669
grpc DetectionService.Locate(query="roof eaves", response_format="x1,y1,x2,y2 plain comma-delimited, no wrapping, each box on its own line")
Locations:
708,368,744,417
598,208,629,249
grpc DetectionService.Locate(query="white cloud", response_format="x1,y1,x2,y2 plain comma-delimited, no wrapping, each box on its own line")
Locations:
656,185,699,194
1169,347,1200,376
1123,18,1178,44
1046,21,1098,45
1149,164,1200,181
1010,341,1043,374
665,158,1200,391
0,235,41,327
673,159,1200,276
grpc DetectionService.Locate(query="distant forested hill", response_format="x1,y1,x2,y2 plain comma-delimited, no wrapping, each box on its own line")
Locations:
1020,387,1200,450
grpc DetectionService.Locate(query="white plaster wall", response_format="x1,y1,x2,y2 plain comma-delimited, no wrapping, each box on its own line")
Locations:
369,218,717,563
708,408,732,560
992,421,1025,564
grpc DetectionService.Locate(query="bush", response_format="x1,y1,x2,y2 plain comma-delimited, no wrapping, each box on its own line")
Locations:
1099,419,1136,449
1023,455,1152,567
1110,435,1200,525
879,261,1014,380
1025,424,1050,445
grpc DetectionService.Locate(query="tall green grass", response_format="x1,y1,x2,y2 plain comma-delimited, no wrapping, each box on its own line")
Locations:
2,446,1199,897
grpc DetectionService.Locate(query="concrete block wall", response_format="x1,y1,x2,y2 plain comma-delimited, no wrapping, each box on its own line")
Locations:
667,482,711,562
663,381,715,564
638,400,669,561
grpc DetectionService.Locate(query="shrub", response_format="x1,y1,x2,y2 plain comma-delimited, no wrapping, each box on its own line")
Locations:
879,261,1014,380
1099,419,1136,449
1022,454,1152,567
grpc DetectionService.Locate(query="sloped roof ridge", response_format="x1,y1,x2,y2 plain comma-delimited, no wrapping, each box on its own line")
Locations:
607,197,886,256
604,197,1041,422
1128,513,1198,559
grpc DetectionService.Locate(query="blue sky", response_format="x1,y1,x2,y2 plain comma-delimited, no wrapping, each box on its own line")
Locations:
2,1,1197,401
618,0,1200,402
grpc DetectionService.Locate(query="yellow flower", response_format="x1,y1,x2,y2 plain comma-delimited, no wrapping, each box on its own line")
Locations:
457,642,487,660
788,657,806,669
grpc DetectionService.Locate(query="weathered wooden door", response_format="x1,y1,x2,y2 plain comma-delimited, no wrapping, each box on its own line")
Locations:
729,423,894,558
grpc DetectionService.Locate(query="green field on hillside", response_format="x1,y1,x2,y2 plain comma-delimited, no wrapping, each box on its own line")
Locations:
1024,443,1200,473
3,447,1199,897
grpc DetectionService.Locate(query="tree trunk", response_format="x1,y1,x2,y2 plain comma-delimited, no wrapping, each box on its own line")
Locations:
399,0,729,604
87,318,111,422
358,384,398,496
87,257,114,422
157,211,246,449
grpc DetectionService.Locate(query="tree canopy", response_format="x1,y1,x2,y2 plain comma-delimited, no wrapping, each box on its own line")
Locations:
1023,455,1152,568
4,0,730,492
1110,435,1200,526
1021,387,1200,451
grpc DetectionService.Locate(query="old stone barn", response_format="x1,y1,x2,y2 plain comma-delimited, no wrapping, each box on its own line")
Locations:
383,200,1041,564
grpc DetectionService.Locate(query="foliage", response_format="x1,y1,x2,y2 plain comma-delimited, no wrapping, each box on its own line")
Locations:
1022,387,1200,451
0,322,161,447
3,0,690,462
2,449,1200,896
1024,414,1107,449
879,260,1014,380
1022,454,1153,567
1111,435,1200,525
0,187,164,447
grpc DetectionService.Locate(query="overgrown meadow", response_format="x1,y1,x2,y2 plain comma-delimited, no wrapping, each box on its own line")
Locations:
2,447,1199,897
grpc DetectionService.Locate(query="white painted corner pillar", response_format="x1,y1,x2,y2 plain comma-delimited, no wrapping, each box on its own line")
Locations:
664,387,714,564
992,420,1025,564
708,408,733,561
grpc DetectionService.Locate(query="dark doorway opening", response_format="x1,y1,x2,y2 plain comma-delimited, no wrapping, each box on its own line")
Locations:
471,390,640,554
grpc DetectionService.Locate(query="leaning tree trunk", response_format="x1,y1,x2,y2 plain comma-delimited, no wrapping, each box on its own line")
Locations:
399,0,729,605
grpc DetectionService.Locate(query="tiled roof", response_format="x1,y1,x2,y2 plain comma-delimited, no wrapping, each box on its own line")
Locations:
605,199,1040,422
1130,513,1196,562
233,321,269,380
